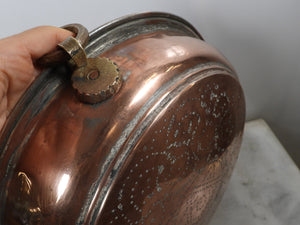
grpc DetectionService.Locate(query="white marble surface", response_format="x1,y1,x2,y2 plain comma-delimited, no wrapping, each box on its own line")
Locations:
209,119,300,225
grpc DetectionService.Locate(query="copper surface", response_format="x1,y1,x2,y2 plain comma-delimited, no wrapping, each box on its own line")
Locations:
0,13,245,225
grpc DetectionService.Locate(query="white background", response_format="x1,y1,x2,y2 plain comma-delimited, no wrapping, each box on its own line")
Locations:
1,0,299,165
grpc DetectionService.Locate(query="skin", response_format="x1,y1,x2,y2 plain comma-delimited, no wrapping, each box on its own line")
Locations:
0,26,72,130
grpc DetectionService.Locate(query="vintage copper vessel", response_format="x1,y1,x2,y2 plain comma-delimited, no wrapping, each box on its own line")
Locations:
0,12,245,225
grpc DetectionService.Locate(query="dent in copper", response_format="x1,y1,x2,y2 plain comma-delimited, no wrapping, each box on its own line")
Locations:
0,13,245,225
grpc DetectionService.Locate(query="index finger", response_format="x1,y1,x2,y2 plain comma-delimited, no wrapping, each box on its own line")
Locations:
13,26,73,59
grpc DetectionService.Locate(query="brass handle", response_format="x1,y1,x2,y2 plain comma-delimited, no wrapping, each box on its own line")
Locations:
36,24,89,67
37,24,122,104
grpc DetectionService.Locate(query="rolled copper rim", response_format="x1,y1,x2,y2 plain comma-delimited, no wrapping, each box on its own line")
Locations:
85,12,204,57
89,12,203,39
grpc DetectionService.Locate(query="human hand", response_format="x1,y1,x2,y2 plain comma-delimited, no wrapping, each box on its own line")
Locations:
0,26,72,131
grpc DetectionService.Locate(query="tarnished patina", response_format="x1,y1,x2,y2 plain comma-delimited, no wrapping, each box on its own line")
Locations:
0,12,245,225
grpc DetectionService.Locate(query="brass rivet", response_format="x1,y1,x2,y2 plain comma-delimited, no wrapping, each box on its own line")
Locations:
87,70,100,80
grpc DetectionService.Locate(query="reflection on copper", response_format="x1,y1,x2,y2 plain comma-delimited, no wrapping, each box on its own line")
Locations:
106,123,118,140
18,172,32,195
56,173,70,203
165,64,182,73
28,207,41,214
129,73,160,107
166,45,187,58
